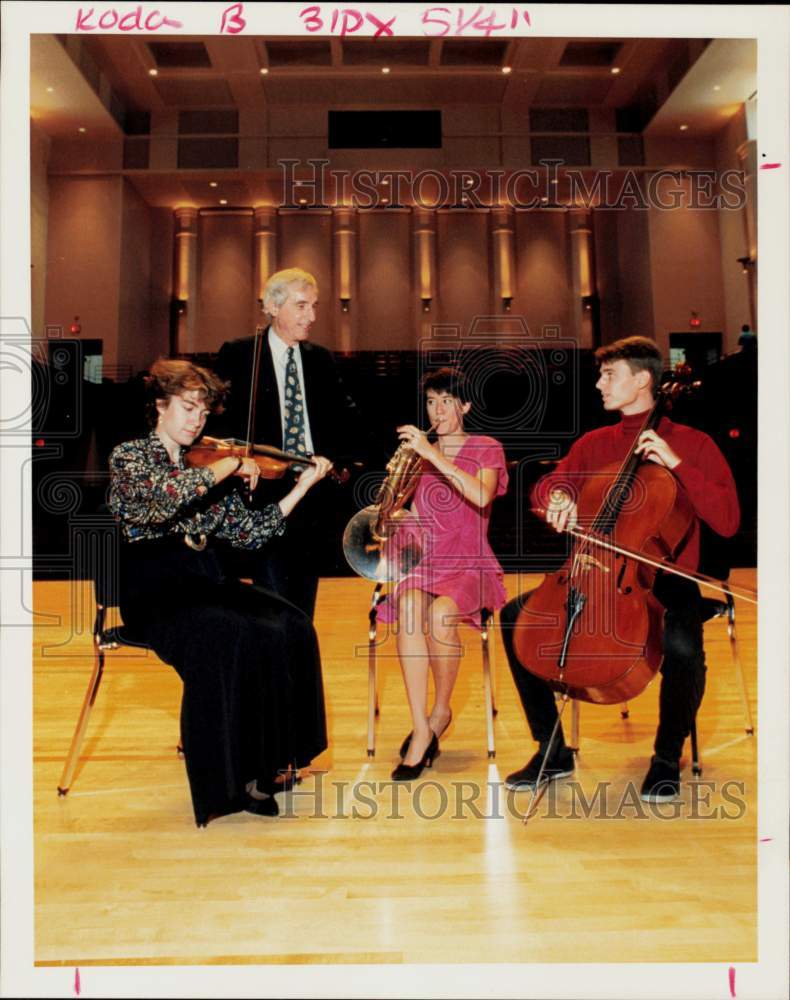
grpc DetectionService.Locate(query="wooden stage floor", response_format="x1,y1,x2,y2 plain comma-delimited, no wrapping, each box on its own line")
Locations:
33,571,758,971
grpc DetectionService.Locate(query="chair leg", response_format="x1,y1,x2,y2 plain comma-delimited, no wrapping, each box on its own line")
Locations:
57,639,106,795
367,585,382,758
481,615,496,759
726,593,755,735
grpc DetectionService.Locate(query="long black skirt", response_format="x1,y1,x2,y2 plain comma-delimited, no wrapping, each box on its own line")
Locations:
119,538,327,826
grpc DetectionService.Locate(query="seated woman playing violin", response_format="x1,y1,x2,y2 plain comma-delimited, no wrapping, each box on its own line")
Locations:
377,368,509,781
109,358,333,827
500,337,740,803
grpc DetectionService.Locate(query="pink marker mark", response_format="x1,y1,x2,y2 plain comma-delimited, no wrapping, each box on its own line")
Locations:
74,968,81,996
760,163,782,170
760,837,773,842
729,966,736,997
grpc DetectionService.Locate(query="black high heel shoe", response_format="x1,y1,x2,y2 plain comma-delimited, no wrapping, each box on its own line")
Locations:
399,712,452,758
391,733,439,782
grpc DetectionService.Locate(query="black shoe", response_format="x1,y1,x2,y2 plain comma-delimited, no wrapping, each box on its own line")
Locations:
244,792,280,817
639,755,680,802
399,712,452,758
504,746,575,791
256,771,301,796
391,733,439,782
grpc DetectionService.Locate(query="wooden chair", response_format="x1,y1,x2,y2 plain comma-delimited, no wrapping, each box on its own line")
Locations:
56,522,180,796
365,583,498,759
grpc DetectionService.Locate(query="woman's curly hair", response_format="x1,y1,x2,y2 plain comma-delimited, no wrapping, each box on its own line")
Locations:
144,358,229,427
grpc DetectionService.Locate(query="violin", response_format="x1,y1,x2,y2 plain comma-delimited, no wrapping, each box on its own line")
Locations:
513,377,701,706
185,435,349,484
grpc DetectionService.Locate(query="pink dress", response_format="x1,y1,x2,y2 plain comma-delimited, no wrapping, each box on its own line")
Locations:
378,435,509,629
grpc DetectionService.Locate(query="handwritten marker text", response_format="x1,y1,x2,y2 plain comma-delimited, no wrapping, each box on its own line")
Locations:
75,5,184,31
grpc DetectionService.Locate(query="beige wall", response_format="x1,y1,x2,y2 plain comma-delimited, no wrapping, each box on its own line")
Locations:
647,183,727,355
513,210,572,337
357,211,412,349
30,122,51,340
45,176,123,366
715,107,754,351
197,211,257,351
118,180,155,376
437,212,490,330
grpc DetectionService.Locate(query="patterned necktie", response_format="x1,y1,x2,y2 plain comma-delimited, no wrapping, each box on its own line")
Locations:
283,346,308,456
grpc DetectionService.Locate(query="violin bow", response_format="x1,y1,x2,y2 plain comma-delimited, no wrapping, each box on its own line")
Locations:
241,325,266,497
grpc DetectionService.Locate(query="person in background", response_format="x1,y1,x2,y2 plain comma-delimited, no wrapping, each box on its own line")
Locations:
212,267,370,619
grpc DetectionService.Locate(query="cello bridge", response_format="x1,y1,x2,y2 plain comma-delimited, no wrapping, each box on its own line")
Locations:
573,553,610,574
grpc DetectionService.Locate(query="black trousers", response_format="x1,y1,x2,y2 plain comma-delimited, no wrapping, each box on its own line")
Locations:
219,483,325,621
120,539,327,825
499,574,706,762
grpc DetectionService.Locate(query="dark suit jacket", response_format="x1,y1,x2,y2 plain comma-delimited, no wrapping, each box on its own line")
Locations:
211,330,364,467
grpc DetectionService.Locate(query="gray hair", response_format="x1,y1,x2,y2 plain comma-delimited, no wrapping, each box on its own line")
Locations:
262,268,317,312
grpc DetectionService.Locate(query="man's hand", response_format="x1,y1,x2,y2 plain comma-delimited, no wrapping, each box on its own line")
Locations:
634,430,681,470
546,488,578,534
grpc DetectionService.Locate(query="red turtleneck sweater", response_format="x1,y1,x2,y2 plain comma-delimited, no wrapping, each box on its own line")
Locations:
531,412,740,571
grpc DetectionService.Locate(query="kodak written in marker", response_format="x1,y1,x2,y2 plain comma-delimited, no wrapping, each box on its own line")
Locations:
75,6,184,31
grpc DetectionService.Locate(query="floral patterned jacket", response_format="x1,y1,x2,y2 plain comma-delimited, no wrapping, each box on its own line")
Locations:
109,432,285,548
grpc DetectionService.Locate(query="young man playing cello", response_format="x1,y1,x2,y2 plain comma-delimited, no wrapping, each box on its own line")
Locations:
501,336,740,802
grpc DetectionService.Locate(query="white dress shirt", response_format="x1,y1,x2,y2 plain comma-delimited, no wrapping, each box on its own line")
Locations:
267,327,315,454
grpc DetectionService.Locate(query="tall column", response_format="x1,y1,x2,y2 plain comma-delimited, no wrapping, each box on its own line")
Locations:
413,208,437,340
491,207,515,312
568,209,596,348
737,139,757,331
333,208,357,353
254,207,277,315
173,208,198,354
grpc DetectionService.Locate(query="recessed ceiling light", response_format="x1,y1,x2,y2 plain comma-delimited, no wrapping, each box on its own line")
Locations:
679,123,689,131
381,178,389,186
551,179,558,185
78,127,86,133
148,68,158,77
209,181,218,188
501,66,512,75
713,84,721,92
260,67,269,75
46,86,54,93
381,67,390,74
219,199,228,205
298,198,308,205
382,198,389,205
540,196,549,204
611,67,621,75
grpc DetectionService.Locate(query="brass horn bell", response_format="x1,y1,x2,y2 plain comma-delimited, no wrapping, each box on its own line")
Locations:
342,434,428,583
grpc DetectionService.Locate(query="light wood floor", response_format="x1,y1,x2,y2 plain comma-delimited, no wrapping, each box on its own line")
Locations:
33,571,758,967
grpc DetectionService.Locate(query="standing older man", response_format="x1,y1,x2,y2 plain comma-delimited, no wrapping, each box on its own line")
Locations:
213,267,367,618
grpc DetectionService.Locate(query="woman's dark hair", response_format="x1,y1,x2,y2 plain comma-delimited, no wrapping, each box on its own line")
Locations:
144,358,228,427
594,336,664,397
420,366,469,403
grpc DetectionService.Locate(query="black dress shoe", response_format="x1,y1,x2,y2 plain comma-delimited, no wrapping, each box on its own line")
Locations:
256,771,301,796
391,733,439,781
244,792,279,817
399,712,452,758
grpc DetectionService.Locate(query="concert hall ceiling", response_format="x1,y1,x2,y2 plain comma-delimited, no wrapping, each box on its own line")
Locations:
30,33,756,208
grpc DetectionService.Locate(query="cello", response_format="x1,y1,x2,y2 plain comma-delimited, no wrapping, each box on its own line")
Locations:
512,377,702,707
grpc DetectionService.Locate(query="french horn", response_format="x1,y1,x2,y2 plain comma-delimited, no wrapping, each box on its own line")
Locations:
342,425,435,582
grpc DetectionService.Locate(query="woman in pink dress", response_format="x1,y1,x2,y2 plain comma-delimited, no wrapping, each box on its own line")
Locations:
378,368,509,780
